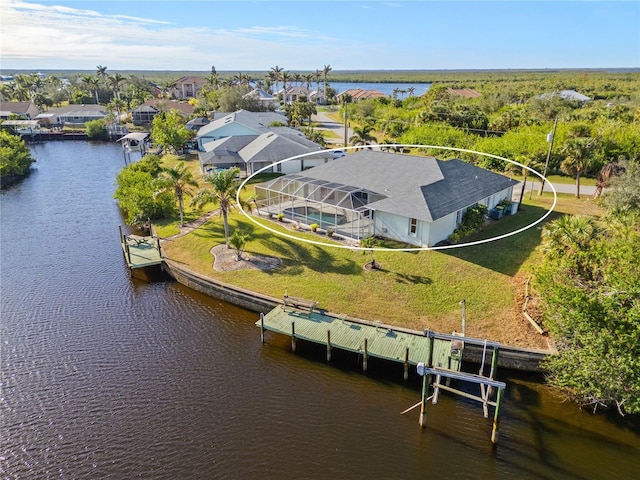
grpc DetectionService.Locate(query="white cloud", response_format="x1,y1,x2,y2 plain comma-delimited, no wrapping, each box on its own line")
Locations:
0,0,354,70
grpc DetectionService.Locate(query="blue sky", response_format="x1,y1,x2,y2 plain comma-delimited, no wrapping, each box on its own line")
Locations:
1,0,639,71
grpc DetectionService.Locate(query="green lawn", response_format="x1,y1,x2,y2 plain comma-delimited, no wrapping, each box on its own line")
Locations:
160,191,601,348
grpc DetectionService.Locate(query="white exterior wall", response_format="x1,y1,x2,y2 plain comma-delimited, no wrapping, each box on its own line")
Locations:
428,212,458,246
374,211,429,247
372,184,514,247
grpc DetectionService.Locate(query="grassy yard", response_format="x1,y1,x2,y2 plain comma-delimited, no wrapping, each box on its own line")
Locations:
159,186,602,349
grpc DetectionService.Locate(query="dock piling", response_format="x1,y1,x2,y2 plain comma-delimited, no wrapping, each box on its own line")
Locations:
363,338,368,372
260,313,265,344
327,330,332,362
403,347,409,381
291,321,296,352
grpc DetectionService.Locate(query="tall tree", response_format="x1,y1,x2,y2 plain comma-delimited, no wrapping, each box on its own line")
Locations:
270,65,284,95
349,124,377,149
191,168,241,247
560,137,596,199
151,111,194,155
322,64,332,103
96,65,108,83
81,75,100,104
159,161,199,227
108,73,126,100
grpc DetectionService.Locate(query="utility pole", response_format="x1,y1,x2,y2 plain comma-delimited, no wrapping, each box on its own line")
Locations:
539,117,558,196
343,99,348,147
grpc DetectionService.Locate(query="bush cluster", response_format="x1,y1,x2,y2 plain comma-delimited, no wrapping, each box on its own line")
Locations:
448,204,488,243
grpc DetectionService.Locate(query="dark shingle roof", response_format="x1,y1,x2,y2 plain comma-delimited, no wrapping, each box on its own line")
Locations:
294,151,516,221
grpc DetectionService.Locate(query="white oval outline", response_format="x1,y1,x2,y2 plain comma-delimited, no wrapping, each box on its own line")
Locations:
236,144,556,252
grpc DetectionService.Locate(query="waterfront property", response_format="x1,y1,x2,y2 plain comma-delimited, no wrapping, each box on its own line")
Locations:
255,151,518,246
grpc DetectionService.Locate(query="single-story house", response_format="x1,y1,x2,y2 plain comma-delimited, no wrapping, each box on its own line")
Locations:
255,151,518,246
195,109,288,150
336,89,388,102
131,100,196,125
0,101,40,120
44,105,107,126
537,89,591,103
199,128,333,175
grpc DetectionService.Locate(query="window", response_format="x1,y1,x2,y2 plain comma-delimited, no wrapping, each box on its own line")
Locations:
409,218,417,236
456,209,463,225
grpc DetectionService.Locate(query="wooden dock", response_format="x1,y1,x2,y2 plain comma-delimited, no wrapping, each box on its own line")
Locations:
119,227,162,271
258,300,507,444
257,303,463,378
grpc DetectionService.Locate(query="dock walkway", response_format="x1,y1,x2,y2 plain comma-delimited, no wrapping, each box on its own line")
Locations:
257,304,463,376
120,232,162,270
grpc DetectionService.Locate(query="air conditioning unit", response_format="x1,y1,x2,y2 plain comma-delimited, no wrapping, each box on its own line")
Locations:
381,227,388,233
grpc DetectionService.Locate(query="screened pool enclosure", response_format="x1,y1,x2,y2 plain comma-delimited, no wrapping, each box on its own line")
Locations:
254,174,387,241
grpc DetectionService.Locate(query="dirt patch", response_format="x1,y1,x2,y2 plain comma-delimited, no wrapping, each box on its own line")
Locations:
211,244,281,272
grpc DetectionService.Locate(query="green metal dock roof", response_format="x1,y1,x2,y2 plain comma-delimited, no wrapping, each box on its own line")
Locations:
258,306,462,371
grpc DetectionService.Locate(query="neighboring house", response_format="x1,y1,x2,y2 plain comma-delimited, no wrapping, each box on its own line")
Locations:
131,105,159,125
131,100,195,125
0,101,40,120
199,128,333,175
255,151,517,246
45,105,107,126
537,89,591,103
278,86,313,104
170,76,206,99
336,89,388,102
195,109,287,149
446,88,482,99
244,88,280,110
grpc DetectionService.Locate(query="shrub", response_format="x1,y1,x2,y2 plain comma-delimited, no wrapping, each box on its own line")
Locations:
310,223,319,232
85,119,109,140
448,204,488,243
276,213,284,221
326,227,335,237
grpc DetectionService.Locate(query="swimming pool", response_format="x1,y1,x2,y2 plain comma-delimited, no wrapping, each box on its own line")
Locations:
284,206,347,227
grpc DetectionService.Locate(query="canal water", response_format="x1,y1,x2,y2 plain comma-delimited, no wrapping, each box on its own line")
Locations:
1,141,639,479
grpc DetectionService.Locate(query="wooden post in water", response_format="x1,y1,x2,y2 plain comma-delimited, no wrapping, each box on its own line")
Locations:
118,225,124,243
326,330,332,362
363,338,368,372
488,346,499,397
419,368,429,428
260,313,265,344
403,347,409,381
432,374,441,404
291,321,296,352
491,387,504,444
419,333,435,428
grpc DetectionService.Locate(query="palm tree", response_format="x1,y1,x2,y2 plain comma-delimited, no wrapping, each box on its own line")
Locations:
96,65,108,81
349,124,377,149
322,64,332,103
407,87,415,97
560,137,595,198
542,214,599,259
228,230,250,261
82,75,101,104
281,71,291,102
270,65,284,95
191,167,241,247
108,73,126,100
160,162,199,228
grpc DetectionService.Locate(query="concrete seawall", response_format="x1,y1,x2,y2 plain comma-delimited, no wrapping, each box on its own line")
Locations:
162,258,549,372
